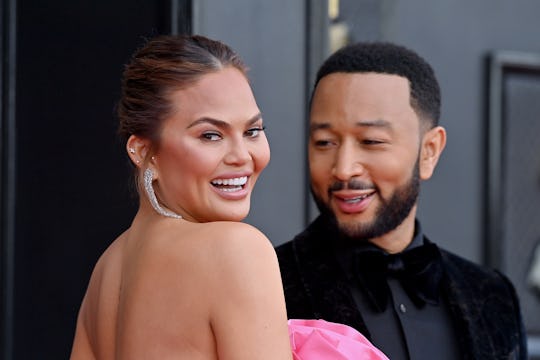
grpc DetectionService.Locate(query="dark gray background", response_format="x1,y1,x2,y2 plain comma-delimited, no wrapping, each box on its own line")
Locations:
2,0,540,358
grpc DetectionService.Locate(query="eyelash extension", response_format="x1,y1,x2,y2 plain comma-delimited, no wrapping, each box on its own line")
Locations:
246,126,266,135
201,131,222,141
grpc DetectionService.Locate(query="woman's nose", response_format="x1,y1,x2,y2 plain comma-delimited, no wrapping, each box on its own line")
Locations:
223,139,251,165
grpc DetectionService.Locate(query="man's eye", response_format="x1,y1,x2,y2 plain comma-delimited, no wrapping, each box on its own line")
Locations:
362,139,384,145
314,140,334,147
245,126,266,138
202,132,222,141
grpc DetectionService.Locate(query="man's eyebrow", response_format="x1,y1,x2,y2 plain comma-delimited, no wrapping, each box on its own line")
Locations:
187,112,263,129
355,119,392,128
310,121,336,133
309,119,392,132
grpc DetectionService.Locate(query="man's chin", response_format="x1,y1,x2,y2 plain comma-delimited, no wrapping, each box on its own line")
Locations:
336,219,374,239
334,210,373,226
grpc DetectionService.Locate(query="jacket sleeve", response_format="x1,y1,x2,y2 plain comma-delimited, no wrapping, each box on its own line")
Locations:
496,270,528,360
275,241,315,320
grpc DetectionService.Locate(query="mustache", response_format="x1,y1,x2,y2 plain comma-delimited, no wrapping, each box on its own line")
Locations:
329,179,375,192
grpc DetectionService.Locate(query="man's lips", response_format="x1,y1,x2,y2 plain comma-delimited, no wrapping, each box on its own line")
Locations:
334,193,372,202
331,190,376,213
332,189,376,200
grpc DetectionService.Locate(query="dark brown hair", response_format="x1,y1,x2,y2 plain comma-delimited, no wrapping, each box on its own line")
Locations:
117,34,248,145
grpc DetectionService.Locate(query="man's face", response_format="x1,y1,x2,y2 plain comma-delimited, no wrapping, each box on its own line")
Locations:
309,72,423,240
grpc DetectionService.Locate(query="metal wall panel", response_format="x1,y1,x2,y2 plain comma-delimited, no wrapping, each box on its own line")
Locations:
488,52,540,353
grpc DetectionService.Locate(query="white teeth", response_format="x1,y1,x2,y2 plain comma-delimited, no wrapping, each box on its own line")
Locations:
221,186,243,192
211,176,248,186
344,194,368,203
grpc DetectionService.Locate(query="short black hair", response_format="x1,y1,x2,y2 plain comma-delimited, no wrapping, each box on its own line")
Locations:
314,42,441,128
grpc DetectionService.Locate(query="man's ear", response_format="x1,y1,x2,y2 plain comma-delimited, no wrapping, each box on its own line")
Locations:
419,126,446,180
126,135,151,168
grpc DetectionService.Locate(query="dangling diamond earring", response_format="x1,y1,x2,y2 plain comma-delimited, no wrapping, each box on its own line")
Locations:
143,168,182,219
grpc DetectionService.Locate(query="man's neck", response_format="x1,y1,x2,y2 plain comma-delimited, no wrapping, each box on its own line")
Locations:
368,209,417,254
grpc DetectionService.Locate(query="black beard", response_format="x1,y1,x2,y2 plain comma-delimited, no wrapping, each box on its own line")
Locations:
312,162,420,241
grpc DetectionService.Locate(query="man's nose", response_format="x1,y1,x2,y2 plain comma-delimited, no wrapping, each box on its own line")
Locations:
332,142,365,181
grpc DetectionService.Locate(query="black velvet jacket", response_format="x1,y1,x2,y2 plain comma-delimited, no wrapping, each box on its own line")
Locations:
276,216,527,359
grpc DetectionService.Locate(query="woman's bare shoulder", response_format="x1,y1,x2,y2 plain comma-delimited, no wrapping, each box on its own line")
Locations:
195,221,276,266
88,231,128,282
143,220,278,292
148,221,273,262
119,220,277,295
192,222,281,292
199,221,272,249
200,222,292,359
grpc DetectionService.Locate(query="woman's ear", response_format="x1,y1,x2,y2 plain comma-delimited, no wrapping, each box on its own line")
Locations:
126,135,151,168
419,126,446,180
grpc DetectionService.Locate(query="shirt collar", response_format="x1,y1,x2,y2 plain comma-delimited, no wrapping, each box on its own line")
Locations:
333,219,425,280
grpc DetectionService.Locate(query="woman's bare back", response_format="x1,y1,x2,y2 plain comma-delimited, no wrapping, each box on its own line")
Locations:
70,217,291,360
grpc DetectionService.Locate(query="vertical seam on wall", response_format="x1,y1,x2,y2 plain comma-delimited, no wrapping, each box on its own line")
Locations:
303,0,312,225
1,0,17,359
170,0,179,35
170,0,193,36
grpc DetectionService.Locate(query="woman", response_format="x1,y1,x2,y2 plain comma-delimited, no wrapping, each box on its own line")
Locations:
70,34,387,360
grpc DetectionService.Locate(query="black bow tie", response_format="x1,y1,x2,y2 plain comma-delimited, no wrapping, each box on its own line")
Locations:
353,242,444,312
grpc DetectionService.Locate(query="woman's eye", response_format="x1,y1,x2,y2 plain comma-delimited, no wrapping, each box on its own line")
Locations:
201,132,222,141
245,126,266,138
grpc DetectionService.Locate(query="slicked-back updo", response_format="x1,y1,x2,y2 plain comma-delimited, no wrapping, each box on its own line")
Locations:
117,35,248,145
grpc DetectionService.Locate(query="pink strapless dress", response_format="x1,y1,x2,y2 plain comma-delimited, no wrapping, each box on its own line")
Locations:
288,319,389,360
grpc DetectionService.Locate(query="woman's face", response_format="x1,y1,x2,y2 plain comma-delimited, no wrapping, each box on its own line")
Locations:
151,67,270,223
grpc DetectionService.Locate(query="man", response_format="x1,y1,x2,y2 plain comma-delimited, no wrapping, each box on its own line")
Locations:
276,42,526,359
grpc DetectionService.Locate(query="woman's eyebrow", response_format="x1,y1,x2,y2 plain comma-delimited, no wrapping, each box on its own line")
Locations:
188,112,263,129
